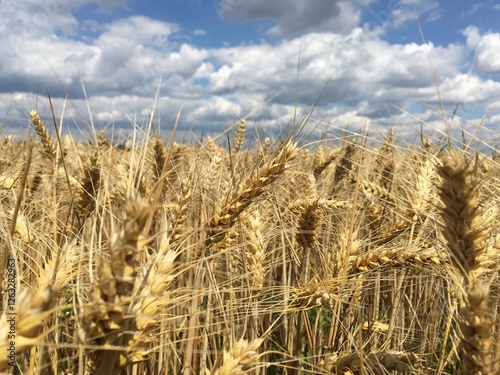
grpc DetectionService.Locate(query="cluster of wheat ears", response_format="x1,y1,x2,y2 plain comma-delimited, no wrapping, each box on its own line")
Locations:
0,109,499,375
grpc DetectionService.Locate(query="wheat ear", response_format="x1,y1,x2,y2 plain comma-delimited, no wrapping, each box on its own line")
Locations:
207,140,298,246
86,198,149,373
437,149,489,280
0,286,57,371
213,338,263,375
373,128,395,190
232,119,246,154
74,149,101,220
242,211,267,292
333,140,355,185
437,149,495,375
260,136,270,156
29,110,58,162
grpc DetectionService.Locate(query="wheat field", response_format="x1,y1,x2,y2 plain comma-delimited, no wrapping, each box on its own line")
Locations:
0,109,499,374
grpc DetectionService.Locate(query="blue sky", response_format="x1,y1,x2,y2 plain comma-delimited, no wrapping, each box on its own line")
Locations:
1,0,500,142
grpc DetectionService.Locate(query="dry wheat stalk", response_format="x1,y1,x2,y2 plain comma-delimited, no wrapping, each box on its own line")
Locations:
288,199,350,212
203,145,224,206
480,234,500,272
359,179,396,204
421,137,435,153
9,209,32,244
376,219,412,244
29,170,42,196
0,175,17,190
286,171,318,202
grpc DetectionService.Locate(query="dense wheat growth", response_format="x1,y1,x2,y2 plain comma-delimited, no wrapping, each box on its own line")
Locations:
1,109,500,374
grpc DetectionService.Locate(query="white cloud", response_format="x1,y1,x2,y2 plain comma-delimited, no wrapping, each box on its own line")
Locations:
215,0,369,36
364,0,441,33
460,3,485,19
464,26,500,75
193,96,242,120
205,29,468,118
0,3,499,140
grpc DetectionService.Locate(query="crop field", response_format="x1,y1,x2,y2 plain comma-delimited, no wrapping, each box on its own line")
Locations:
0,108,499,374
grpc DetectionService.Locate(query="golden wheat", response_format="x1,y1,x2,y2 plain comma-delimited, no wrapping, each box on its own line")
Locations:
3,110,500,375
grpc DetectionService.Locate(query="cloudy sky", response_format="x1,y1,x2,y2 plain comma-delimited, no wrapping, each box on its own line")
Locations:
1,0,500,142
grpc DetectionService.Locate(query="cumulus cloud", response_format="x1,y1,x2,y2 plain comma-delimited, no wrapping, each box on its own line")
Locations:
464,26,500,75
0,1,498,141
214,0,369,36
206,28,469,119
391,0,441,28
